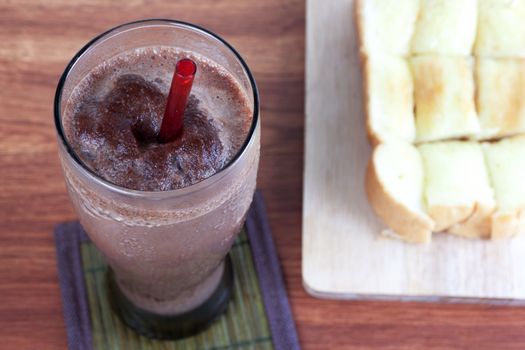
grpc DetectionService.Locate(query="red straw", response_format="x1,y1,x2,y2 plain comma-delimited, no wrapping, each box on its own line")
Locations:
158,58,197,143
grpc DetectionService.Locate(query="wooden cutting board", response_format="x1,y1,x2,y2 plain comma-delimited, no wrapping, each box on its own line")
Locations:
302,0,525,302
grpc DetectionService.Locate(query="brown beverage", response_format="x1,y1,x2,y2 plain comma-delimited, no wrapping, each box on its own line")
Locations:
55,21,260,339
65,47,252,192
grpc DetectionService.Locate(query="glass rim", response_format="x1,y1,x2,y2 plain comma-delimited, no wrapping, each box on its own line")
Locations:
54,19,260,198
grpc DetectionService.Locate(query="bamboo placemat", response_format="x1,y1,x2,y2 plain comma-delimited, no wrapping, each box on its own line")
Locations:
54,192,300,350
82,231,272,349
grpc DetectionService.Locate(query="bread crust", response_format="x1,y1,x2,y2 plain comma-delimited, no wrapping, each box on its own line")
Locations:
354,0,366,58
361,56,381,146
448,203,495,239
365,155,434,244
355,2,380,146
491,208,525,239
427,204,474,233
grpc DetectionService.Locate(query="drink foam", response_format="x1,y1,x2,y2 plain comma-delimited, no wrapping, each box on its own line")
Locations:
63,46,253,191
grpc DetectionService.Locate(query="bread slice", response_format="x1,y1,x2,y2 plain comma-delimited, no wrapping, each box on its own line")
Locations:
366,142,435,243
410,56,480,143
476,58,525,140
411,0,477,55
418,141,495,237
483,135,525,239
355,0,419,56
475,0,525,57
363,55,416,145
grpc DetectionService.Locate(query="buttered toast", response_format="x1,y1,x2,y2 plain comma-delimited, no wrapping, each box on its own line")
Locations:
418,141,495,238
363,55,415,144
483,135,525,239
366,142,434,243
357,0,525,242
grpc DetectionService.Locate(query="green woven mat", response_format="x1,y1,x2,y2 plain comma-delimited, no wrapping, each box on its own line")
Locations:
80,229,273,349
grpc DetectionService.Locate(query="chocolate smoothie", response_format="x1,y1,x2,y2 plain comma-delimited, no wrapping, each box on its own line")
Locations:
59,44,259,320
64,46,252,191
56,21,260,339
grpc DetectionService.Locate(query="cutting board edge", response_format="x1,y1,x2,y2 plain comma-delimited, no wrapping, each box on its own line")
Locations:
302,277,525,305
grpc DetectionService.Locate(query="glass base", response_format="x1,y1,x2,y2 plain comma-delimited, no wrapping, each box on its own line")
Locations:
107,255,234,340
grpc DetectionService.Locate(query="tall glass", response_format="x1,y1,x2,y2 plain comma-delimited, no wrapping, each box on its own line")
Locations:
54,20,260,339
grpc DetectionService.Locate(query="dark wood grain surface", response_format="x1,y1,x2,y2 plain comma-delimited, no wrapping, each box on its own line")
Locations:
2,1,525,349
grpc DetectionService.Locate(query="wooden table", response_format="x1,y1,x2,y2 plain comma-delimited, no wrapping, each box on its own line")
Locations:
2,1,525,349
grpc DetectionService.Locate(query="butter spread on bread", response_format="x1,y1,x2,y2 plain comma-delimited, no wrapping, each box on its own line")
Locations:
355,0,419,56
363,55,416,145
411,0,477,55
483,135,525,238
476,0,525,57
476,58,525,139
411,56,480,143
418,141,495,237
